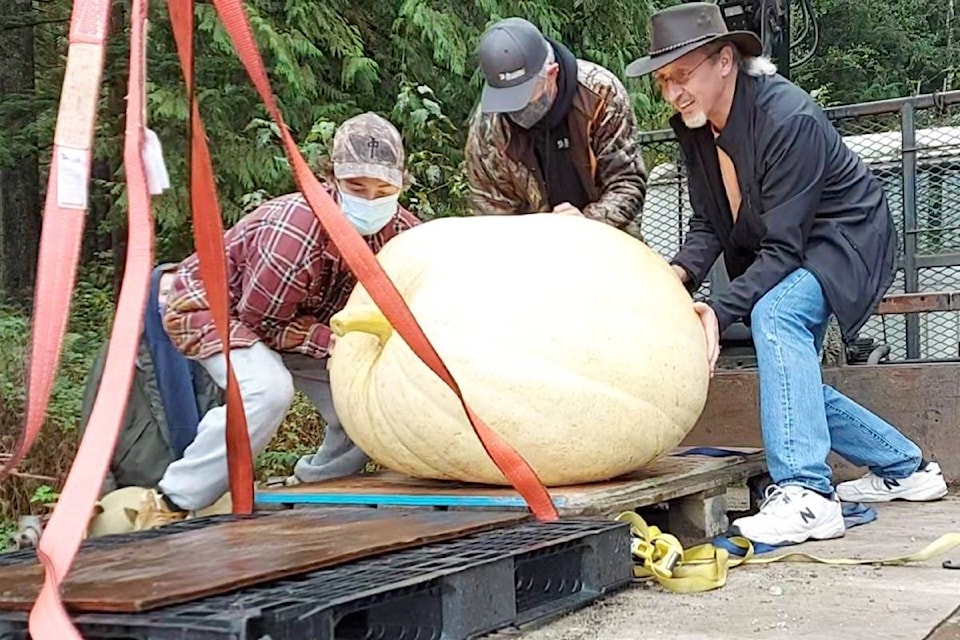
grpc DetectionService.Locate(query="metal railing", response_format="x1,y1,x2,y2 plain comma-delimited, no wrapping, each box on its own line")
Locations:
639,89,960,363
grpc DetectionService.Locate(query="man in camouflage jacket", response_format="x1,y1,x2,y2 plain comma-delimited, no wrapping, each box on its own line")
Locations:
464,17,647,240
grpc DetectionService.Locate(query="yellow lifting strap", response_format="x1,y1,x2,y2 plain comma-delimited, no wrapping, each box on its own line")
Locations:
615,511,960,594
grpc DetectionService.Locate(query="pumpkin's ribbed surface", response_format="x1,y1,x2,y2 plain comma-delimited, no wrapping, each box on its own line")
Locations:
329,213,709,486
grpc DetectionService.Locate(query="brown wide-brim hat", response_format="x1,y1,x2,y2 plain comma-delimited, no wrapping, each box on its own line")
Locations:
625,2,762,78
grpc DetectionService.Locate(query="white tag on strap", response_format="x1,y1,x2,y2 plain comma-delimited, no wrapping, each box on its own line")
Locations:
142,128,171,195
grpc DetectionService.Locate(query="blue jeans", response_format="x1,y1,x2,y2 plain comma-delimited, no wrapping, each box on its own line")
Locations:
750,268,922,495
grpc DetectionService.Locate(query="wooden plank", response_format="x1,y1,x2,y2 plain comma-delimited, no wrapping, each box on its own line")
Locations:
0,508,527,613
553,451,766,516
257,449,767,517
926,603,960,640
876,291,960,315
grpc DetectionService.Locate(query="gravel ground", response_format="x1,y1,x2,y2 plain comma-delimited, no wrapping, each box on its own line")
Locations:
518,495,960,640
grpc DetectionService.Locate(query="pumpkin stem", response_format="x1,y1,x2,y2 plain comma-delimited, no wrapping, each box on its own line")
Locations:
330,307,393,346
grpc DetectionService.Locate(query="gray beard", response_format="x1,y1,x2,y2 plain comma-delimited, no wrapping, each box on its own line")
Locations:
682,110,708,129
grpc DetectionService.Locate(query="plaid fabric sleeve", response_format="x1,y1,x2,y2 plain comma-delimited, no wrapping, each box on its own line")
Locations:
162,258,262,359
234,212,333,359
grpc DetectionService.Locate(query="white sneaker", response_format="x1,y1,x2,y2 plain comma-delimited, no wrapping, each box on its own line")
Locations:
731,485,845,546
836,460,948,503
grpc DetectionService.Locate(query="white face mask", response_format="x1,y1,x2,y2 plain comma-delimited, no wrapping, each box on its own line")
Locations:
339,190,399,235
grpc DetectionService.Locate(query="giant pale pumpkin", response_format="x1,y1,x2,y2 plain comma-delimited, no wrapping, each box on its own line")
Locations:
327,213,710,486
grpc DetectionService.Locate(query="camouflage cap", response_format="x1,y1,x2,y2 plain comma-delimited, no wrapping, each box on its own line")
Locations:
331,112,405,188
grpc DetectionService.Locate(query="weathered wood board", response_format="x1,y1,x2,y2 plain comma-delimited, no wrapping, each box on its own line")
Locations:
927,603,960,640
685,362,960,482
0,508,527,613
257,448,767,517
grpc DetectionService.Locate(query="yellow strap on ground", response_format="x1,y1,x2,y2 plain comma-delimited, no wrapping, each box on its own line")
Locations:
614,511,960,594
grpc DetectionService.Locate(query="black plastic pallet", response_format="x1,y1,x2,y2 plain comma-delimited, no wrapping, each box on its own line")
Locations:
0,514,632,640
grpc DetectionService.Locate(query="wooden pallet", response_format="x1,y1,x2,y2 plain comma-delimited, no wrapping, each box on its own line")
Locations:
257,447,768,543
0,517,630,639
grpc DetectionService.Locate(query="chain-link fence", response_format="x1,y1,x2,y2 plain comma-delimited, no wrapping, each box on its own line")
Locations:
639,90,960,363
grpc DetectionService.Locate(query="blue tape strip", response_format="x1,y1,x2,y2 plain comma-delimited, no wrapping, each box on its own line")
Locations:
254,491,565,509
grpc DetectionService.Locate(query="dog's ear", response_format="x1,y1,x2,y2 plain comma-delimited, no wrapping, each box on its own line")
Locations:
84,503,104,539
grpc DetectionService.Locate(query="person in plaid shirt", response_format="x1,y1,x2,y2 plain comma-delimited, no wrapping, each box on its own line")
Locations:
136,112,421,528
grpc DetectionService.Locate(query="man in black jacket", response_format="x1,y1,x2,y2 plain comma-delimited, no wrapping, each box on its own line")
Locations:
627,3,946,546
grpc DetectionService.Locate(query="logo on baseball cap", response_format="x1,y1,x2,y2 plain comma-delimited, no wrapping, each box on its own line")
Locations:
477,17,551,113
331,112,405,188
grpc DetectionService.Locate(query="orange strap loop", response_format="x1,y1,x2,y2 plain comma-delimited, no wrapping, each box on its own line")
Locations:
15,0,557,636
23,0,153,636
179,0,558,522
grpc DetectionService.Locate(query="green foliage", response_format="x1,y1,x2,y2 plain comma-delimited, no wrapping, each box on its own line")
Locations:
0,264,110,526
792,0,959,105
6,0,672,251
390,82,471,218
0,521,13,554
3,0,956,247
29,485,59,507
0,303,104,436
255,393,326,480
0,310,28,425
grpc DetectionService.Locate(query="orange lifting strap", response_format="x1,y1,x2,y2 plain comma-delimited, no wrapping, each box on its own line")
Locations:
1,0,558,636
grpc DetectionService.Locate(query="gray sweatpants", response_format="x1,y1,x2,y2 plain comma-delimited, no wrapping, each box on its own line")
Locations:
158,342,369,511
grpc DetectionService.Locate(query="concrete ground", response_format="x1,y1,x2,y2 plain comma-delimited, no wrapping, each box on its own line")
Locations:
522,495,960,640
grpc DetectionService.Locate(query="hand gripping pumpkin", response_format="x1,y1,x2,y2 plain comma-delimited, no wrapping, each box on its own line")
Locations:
328,213,710,486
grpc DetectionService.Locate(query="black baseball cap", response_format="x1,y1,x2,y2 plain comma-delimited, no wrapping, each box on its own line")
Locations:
477,17,551,113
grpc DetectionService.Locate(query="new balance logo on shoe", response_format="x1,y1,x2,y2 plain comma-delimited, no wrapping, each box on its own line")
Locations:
837,460,948,503
730,485,845,546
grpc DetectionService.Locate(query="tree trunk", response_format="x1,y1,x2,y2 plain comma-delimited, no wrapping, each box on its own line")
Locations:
78,1,129,297
946,0,956,92
107,2,129,299
0,0,41,302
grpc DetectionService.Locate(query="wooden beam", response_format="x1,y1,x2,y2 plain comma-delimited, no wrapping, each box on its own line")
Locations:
876,291,960,315
682,362,960,482
258,450,768,518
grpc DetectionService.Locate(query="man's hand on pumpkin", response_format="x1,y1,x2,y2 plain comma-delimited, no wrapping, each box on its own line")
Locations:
553,202,583,216
692,302,720,377
671,264,689,284
325,333,337,369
